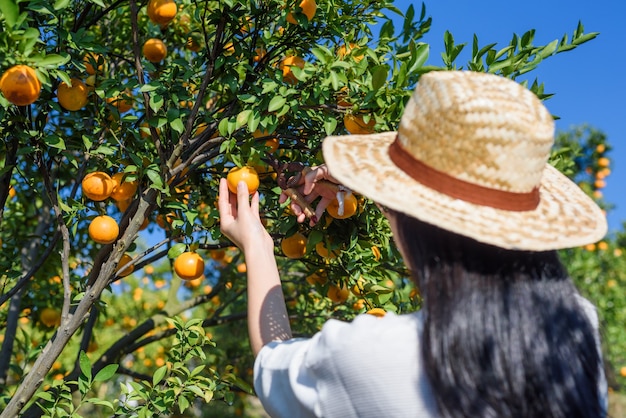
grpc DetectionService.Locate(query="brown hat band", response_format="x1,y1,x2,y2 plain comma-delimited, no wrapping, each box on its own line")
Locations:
388,137,540,212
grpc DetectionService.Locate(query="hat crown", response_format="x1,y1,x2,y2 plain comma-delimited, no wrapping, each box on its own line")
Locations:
397,71,555,194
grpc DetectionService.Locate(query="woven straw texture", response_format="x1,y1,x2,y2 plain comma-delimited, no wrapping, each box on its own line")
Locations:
323,71,607,251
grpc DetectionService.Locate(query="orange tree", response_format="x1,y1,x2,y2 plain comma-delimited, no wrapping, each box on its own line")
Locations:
0,0,617,416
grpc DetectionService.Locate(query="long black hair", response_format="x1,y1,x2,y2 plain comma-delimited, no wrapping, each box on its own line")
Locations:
391,211,606,418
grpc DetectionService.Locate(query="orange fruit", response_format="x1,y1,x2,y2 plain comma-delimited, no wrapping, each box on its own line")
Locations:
286,0,317,24
57,78,89,111
337,43,364,62
352,299,365,311
366,307,386,317
110,172,139,201
174,252,205,280
143,38,167,63
83,53,104,75
253,129,279,152
598,157,610,168
620,366,626,378
226,166,260,195
186,34,202,52
327,283,349,304
0,65,42,106
326,192,358,219
82,171,114,201
351,277,366,296
281,55,305,84
88,215,119,244
40,307,61,327
156,212,176,229
306,270,327,286
281,232,307,259
344,113,375,134
107,89,133,113
315,240,339,259
116,253,134,277
147,0,177,25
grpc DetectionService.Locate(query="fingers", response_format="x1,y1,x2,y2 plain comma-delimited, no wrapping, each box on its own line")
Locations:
237,181,250,209
218,178,232,218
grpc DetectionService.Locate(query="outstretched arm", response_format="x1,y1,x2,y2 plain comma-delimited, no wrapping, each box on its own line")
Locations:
218,178,292,357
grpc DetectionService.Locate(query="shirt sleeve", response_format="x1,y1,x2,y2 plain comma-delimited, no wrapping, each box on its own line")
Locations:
253,337,320,418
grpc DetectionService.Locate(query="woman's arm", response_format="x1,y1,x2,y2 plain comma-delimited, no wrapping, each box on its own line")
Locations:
218,178,292,356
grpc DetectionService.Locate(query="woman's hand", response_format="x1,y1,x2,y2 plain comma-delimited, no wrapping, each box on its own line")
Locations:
218,178,273,253
279,164,342,226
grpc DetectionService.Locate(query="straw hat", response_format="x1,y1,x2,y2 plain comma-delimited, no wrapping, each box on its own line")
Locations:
323,70,607,251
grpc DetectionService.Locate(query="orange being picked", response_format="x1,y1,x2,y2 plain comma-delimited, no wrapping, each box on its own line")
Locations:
110,172,139,201
116,253,134,277
344,113,375,134
57,78,89,111
82,171,114,201
281,232,308,259
0,65,42,106
174,251,205,280
326,192,358,219
83,53,104,75
280,55,305,84
143,38,168,63
227,166,260,195
89,215,119,244
147,0,177,25
40,307,61,327
286,0,317,24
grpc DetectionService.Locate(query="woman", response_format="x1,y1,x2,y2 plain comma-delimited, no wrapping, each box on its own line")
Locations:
218,71,608,417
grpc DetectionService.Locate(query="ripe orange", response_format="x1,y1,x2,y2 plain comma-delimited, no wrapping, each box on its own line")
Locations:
286,0,317,24
281,55,305,84
107,90,133,113
57,78,89,111
116,253,134,277
306,270,327,286
315,240,339,259
326,192,358,219
82,171,114,201
327,283,349,304
147,0,177,25
227,166,260,195
337,43,364,63
174,252,205,280
110,172,138,201
253,129,279,152
366,307,386,317
598,157,610,168
0,65,42,106
88,215,119,244
83,53,104,75
143,38,168,63
281,232,307,259
344,113,375,134
40,307,61,327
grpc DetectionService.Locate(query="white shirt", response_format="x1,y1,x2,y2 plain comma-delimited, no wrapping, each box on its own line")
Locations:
254,297,606,418
254,311,438,418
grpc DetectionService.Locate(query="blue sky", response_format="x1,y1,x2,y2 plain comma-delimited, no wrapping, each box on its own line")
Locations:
390,1,626,234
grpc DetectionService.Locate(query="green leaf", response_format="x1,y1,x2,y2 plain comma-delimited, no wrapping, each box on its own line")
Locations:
170,118,185,134
79,351,91,381
268,96,286,113
0,0,19,28
370,65,388,91
53,0,70,10
37,54,71,68
44,135,66,150
168,243,187,259
153,365,168,386
94,364,118,382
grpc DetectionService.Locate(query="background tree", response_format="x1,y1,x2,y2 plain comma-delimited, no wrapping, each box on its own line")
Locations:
0,0,623,416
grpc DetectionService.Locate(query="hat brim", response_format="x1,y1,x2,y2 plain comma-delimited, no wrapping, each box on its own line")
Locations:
322,132,607,251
